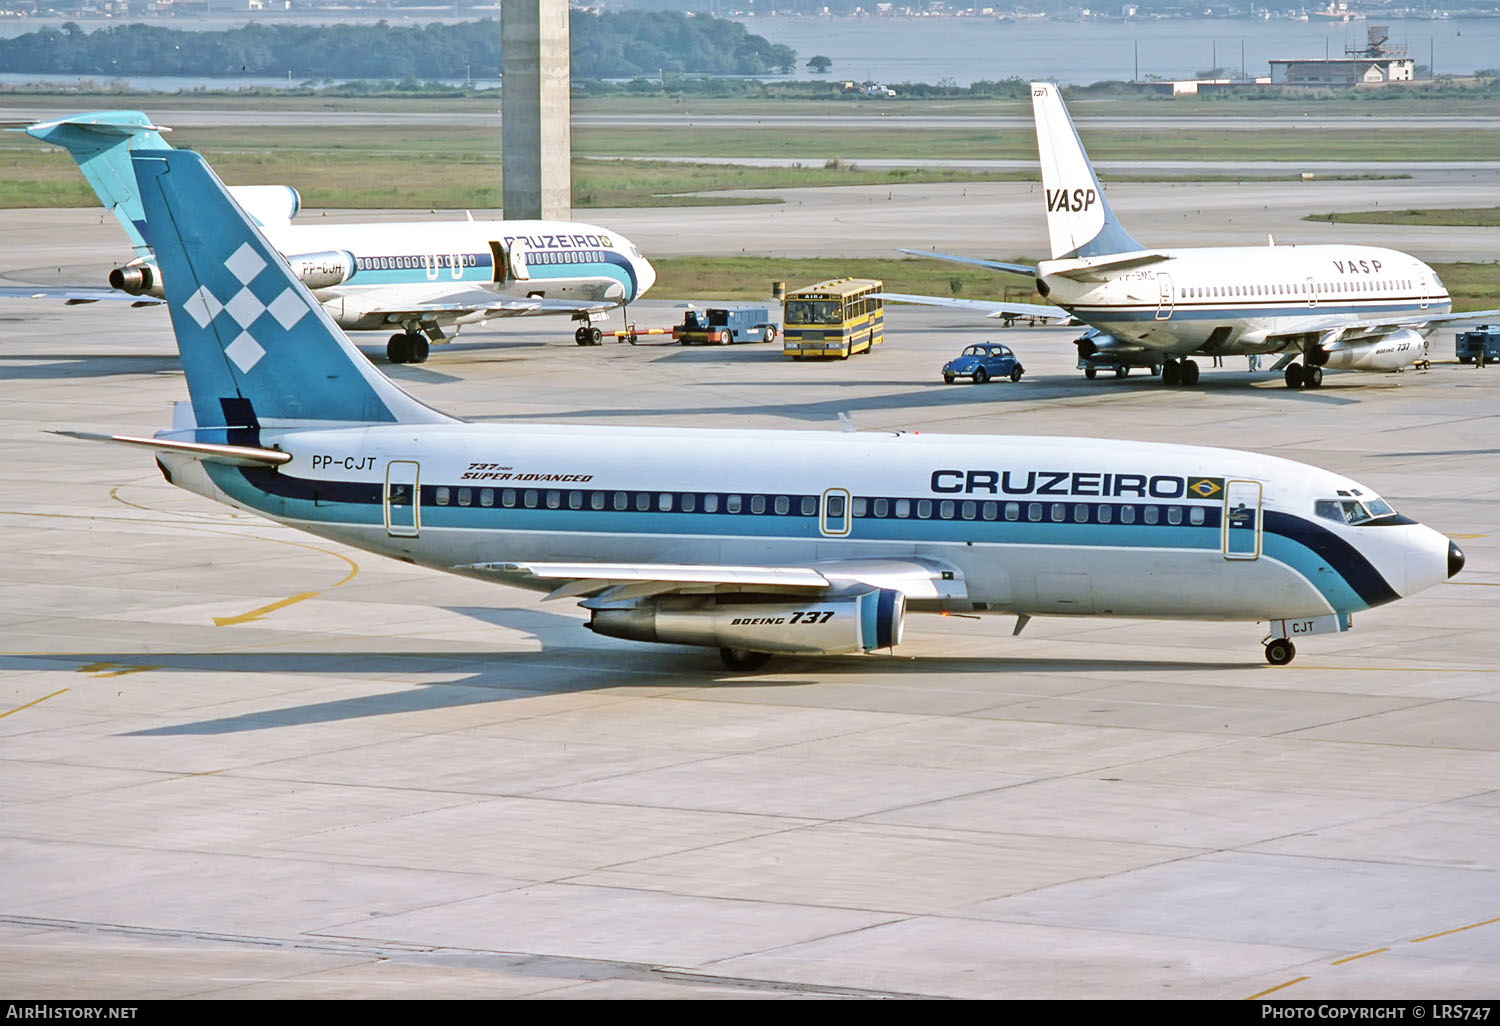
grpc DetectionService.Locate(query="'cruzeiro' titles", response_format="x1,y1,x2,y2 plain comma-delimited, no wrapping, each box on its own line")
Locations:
931,469,1221,499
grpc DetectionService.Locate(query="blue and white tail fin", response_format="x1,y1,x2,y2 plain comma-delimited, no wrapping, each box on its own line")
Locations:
1030,82,1143,260
23,111,170,258
131,148,452,431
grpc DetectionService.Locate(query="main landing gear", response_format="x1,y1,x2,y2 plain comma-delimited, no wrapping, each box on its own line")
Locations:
1283,363,1323,389
386,331,430,364
720,647,773,672
1160,358,1200,387
574,325,605,346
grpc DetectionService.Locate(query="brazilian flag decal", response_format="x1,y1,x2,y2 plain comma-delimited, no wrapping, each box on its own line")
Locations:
1188,477,1224,499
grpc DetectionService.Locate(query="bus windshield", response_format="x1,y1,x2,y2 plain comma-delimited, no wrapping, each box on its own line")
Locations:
785,300,842,325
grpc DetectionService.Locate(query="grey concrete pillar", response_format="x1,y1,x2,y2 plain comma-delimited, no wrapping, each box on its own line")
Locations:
501,0,572,221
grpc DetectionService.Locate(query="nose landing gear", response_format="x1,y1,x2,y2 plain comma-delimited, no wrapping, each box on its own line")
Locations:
1263,637,1296,666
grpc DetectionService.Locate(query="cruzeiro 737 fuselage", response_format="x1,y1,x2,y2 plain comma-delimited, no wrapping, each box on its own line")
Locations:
159,423,1460,668
76,145,1462,672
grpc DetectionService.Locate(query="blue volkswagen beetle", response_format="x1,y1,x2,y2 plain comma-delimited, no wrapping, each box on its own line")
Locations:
942,342,1024,384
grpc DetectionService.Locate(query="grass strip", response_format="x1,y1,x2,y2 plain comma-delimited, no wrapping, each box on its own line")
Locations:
1306,207,1500,227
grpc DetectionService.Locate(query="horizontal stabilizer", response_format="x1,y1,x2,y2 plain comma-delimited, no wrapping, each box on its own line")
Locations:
1041,251,1169,282
0,285,161,305
875,291,1068,322
898,249,1037,276
21,110,173,257
53,430,291,467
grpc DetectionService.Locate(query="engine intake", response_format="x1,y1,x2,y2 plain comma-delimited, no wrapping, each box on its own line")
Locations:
587,589,905,656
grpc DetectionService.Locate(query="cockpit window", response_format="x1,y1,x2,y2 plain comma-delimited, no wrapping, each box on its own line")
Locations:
1315,497,1397,525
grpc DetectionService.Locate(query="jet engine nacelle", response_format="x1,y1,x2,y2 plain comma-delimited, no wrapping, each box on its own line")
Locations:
108,261,160,297
286,250,356,290
586,589,905,656
1074,328,1158,365
1319,329,1426,373
227,184,302,226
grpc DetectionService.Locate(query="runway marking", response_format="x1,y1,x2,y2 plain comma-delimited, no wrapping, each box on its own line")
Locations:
77,661,161,678
212,541,359,627
0,688,68,719
1409,915,1500,943
1249,915,1500,998
108,484,155,512
214,591,323,627
1247,977,1308,999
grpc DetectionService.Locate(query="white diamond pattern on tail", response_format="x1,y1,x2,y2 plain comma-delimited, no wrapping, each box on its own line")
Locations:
266,288,308,330
224,332,265,373
183,286,223,329
225,243,266,285
224,287,266,329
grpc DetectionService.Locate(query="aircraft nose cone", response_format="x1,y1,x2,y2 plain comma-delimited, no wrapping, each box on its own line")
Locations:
634,257,656,299
1448,540,1466,579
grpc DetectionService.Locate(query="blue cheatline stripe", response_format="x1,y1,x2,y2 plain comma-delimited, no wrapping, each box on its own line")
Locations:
345,250,637,297
210,465,1396,613
1073,300,1447,323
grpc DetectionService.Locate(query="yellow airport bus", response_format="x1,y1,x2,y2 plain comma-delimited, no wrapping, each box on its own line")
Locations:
782,278,884,359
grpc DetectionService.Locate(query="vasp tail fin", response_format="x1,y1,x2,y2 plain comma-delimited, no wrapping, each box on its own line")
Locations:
24,110,171,258
1029,82,1142,260
130,148,450,429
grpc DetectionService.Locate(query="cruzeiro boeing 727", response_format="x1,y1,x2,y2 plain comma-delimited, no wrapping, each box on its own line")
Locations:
63,148,1465,669
895,83,1500,388
6,111,655,363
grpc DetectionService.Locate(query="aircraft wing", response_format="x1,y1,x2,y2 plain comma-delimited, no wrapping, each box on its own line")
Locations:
0,284,161,306
1259,309,1500,350
346,284,619,320
459,556,969,603
898,249,1037,276
874,291,1070,322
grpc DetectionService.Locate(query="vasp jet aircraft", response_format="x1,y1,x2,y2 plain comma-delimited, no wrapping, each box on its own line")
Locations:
64,147,1465,669
894,83,1500,388
7,111,655,363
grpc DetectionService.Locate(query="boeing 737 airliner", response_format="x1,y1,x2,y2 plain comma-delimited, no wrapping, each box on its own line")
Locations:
7,111,655,363
896,84,1499,388
63,148,1465,670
